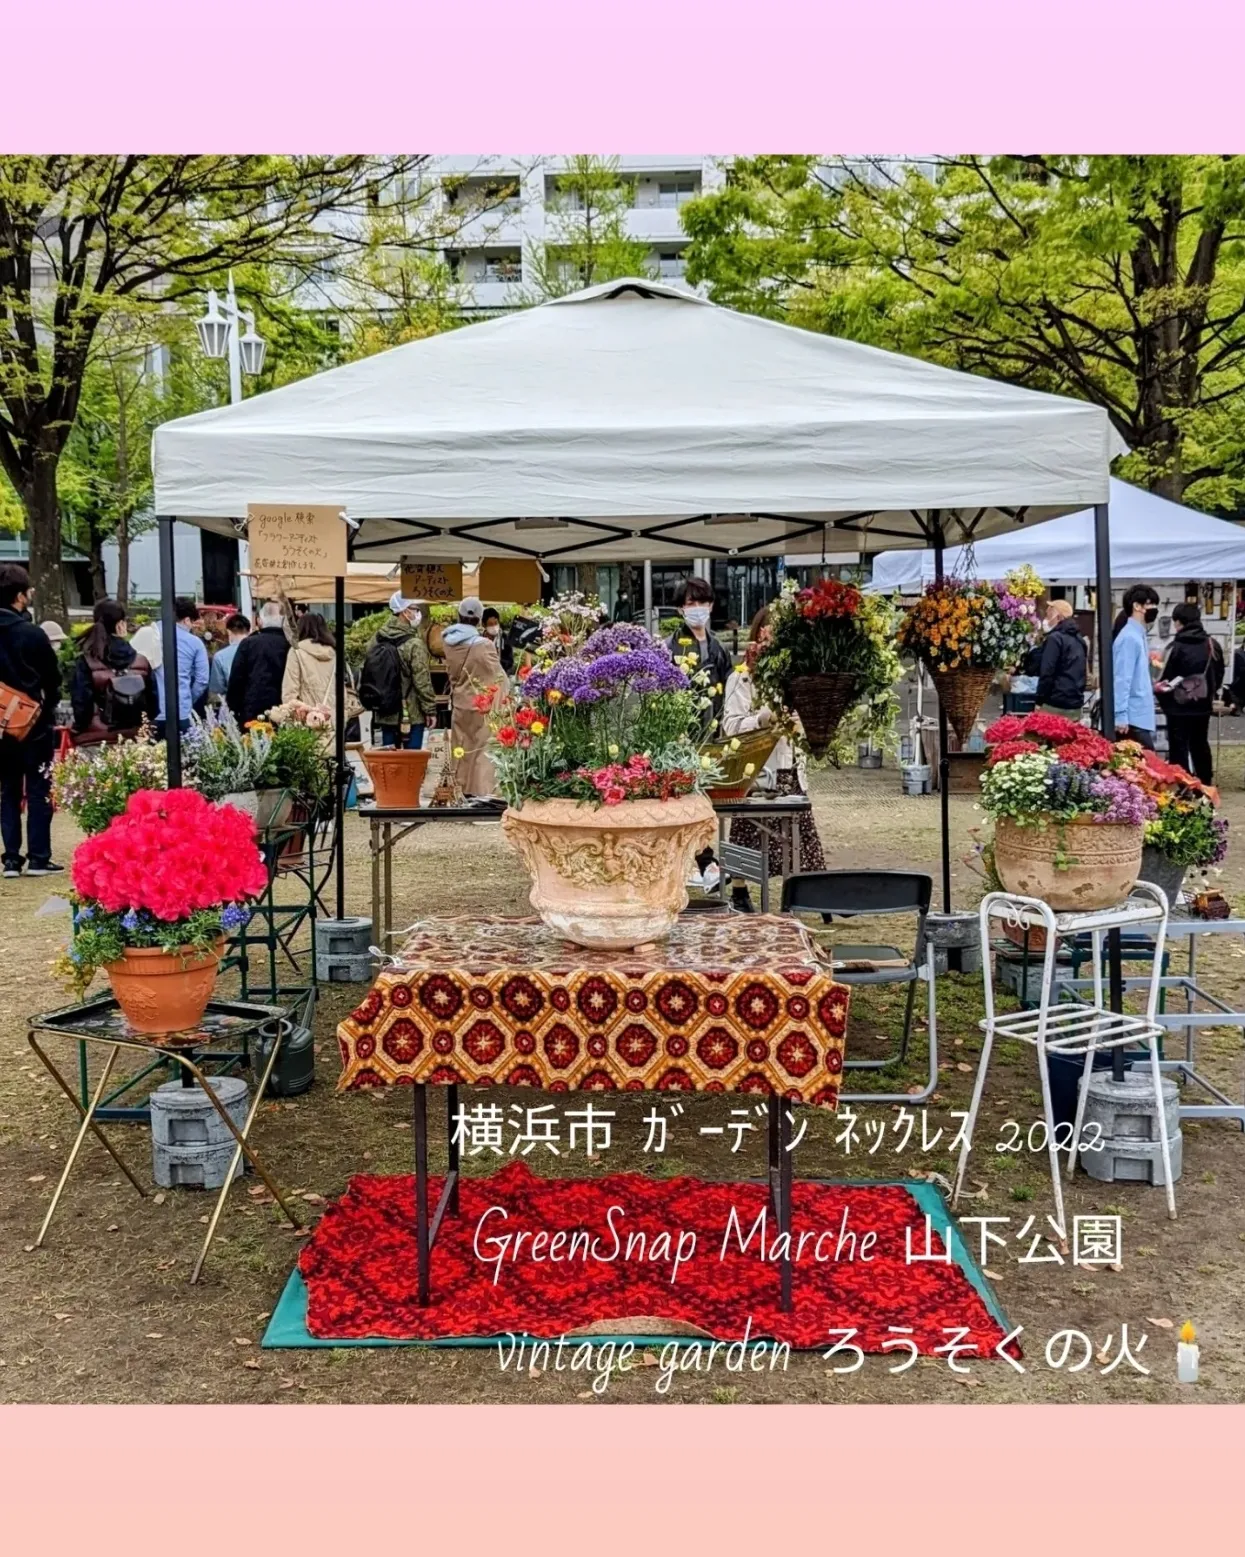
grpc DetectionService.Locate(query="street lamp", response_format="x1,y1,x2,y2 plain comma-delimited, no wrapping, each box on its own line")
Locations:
195,272,266,613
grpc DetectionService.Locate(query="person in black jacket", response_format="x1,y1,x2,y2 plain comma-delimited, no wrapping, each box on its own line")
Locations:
226,600,291,727
70,598,156,746
1035,599,1088,717
1159,602,1223,783
666,576,732,739
0,563,63,877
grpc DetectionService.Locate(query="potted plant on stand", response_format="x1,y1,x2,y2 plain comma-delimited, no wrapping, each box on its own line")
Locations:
183,707,271,821
493,622,717,949
750,578,900,761
57,789,267,1034
1123,750,1227,904
898,568,1042,743
979,712,1156,911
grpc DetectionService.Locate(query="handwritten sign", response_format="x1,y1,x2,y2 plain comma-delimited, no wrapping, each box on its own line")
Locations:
401,562,463,602
247,504,346,580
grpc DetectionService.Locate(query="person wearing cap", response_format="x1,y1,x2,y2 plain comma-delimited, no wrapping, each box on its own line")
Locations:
443,596,502,800
362,592,437,749
40,619,68,652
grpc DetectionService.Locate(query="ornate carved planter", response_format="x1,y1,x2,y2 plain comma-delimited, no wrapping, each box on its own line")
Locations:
993,816,1143,912
104,940,225,1036
502,794,718,950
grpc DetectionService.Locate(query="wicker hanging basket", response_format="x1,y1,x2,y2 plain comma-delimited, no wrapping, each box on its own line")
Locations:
786,673,860,759
930,665,996,745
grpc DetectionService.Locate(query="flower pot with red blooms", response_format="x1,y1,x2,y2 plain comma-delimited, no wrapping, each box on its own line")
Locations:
897,571,1043,744
980,712,1154,912
750,577,900,763
489,622,718,949
59,789,267,1035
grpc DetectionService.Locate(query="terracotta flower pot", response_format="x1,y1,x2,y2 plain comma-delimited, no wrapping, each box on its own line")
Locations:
502,793,718,950
104,939,225,1036
785,673,860,759
931,665,996,744
993,816,1144,912
362,748,432,808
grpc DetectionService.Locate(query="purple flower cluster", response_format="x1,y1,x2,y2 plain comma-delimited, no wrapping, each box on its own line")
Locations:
1211,815,1230,865
1089,773,1157,826
522,633,688,707
994,585,1038,623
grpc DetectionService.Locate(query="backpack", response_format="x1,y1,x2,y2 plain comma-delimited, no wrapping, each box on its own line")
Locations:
358,637,403,717
87,652,149,729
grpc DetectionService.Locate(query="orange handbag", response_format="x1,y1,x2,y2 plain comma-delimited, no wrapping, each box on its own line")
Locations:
0,681,41,740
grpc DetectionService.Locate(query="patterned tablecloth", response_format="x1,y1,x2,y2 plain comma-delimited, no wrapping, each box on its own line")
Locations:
337,915,849,1105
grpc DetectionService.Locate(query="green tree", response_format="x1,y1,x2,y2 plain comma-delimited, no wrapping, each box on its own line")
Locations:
0,156,431,622
683,156,1245,508
525,156,654,299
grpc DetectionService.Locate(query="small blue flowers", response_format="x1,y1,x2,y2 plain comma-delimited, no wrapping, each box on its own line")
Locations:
220,904,249,932
122,910,141,932
73,906,94,926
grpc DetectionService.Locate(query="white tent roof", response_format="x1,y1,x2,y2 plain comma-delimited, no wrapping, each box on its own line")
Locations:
869,480,1245,589
153,278,1123,565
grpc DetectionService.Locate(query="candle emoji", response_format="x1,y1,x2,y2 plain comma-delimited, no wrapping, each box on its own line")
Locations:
1177,1322,1199,1384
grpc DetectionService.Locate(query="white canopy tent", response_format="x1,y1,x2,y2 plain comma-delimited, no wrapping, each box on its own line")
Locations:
870,479,1245,589
152,278,1122,565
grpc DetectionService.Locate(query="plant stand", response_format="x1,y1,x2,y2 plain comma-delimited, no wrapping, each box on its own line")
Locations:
952,885,1176,1233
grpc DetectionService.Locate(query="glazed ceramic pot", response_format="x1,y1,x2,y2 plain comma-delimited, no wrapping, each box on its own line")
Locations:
993,817,1143,912
105,940,225,1036
361,748,432,808
502,794,718,950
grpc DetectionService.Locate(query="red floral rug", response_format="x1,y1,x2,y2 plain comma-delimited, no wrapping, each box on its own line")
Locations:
299,1162,1010,1352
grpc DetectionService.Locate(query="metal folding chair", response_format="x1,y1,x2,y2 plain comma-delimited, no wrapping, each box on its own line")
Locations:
781,870,938,1104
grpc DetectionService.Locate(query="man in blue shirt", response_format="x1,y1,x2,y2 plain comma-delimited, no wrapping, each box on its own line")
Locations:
1111,584,1160,748
156,597,210,736
208,612,250,701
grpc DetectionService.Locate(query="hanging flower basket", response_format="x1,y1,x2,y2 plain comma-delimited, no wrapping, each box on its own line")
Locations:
786,673,861,759
931,665,996,745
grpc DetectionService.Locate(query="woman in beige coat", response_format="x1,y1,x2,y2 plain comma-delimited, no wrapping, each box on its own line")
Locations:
281,613,337,709
442,597,503,800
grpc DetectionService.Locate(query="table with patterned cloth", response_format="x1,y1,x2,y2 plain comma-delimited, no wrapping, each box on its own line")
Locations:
336,913,851,1309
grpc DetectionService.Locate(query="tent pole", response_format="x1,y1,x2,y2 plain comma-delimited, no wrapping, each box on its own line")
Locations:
334,573,347,922
932,517,952,912
1093,500,1126,1082
643,559,653,637
158,515,181,788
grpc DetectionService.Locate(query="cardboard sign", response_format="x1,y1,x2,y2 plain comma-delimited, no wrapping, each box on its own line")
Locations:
247,504,346,580
400,561,463,602
478,558,543,605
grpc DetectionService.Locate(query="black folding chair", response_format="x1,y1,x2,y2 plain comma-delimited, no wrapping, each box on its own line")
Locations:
781,870,938,1104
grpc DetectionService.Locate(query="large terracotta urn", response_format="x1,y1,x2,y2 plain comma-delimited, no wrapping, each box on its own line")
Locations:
502,794,718,950
993,817,1143,912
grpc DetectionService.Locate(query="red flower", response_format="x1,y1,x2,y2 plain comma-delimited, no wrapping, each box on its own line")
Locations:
985,739,1041,766
1021,712,1084,745
514,706,537,728
70,788,266,922
472,687,498,713
517,663,532,681
984,715,1026,744
496,726,518,747
1058,733,1116,770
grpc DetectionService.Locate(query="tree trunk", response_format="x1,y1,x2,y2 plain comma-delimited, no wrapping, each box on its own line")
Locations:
116,508,131,604
22,451,68,626
87,521,108,603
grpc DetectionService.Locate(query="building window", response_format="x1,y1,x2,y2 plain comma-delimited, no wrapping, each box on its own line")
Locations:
657,251,686,279
657,179,698,208
482,253,522,283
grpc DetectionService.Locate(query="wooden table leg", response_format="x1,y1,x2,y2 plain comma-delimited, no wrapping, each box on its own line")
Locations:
383,821,394,945
446,1082,460,1215
370,818,381,941
767,1094,793,1312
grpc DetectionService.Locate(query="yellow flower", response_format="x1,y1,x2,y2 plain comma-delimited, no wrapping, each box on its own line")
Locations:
608,743,619,757
452,746,465,758
531,720,547,736
729,737,741,751
547,689,564,704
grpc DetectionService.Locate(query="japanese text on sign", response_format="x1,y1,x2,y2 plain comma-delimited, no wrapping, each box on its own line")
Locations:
400,562,464,602
247,504,346,580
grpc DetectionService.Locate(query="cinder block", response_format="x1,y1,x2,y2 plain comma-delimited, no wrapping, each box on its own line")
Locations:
997,953,1072,1005
315,917,374,958
317,951,375,984
1078,1069,1183,1185
149,1077,249,1189
1081,1130,1183,1185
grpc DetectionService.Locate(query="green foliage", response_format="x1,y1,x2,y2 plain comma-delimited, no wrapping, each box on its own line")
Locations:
524,157,655,300
684,155,1245,510
50,731,167,834
263,723,332,808
58,905,239,997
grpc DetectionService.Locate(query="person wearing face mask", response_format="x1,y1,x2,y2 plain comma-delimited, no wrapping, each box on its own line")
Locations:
1110,585,1160,747
1034,599,1088,719
360,592,437,749
667,576,732,737
1157,602,1222,783
721,606,825,910
481,606,515,678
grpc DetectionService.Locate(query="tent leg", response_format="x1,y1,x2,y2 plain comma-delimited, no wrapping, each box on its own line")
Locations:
932,521,951,912
643,559,653,637
1093,500,1127,1083
158,515,181,788
334,574,346,922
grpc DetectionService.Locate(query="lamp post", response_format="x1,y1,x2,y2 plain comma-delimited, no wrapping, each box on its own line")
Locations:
195,273,266,615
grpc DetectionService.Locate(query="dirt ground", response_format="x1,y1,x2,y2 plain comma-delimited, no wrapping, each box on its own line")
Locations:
4,754,1245,1405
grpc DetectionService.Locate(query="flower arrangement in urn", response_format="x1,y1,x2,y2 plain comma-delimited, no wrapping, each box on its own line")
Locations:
57,789,267,1033
489,622,717,949
898,566,1042,741
979,711,1156,909
751,577,900,760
